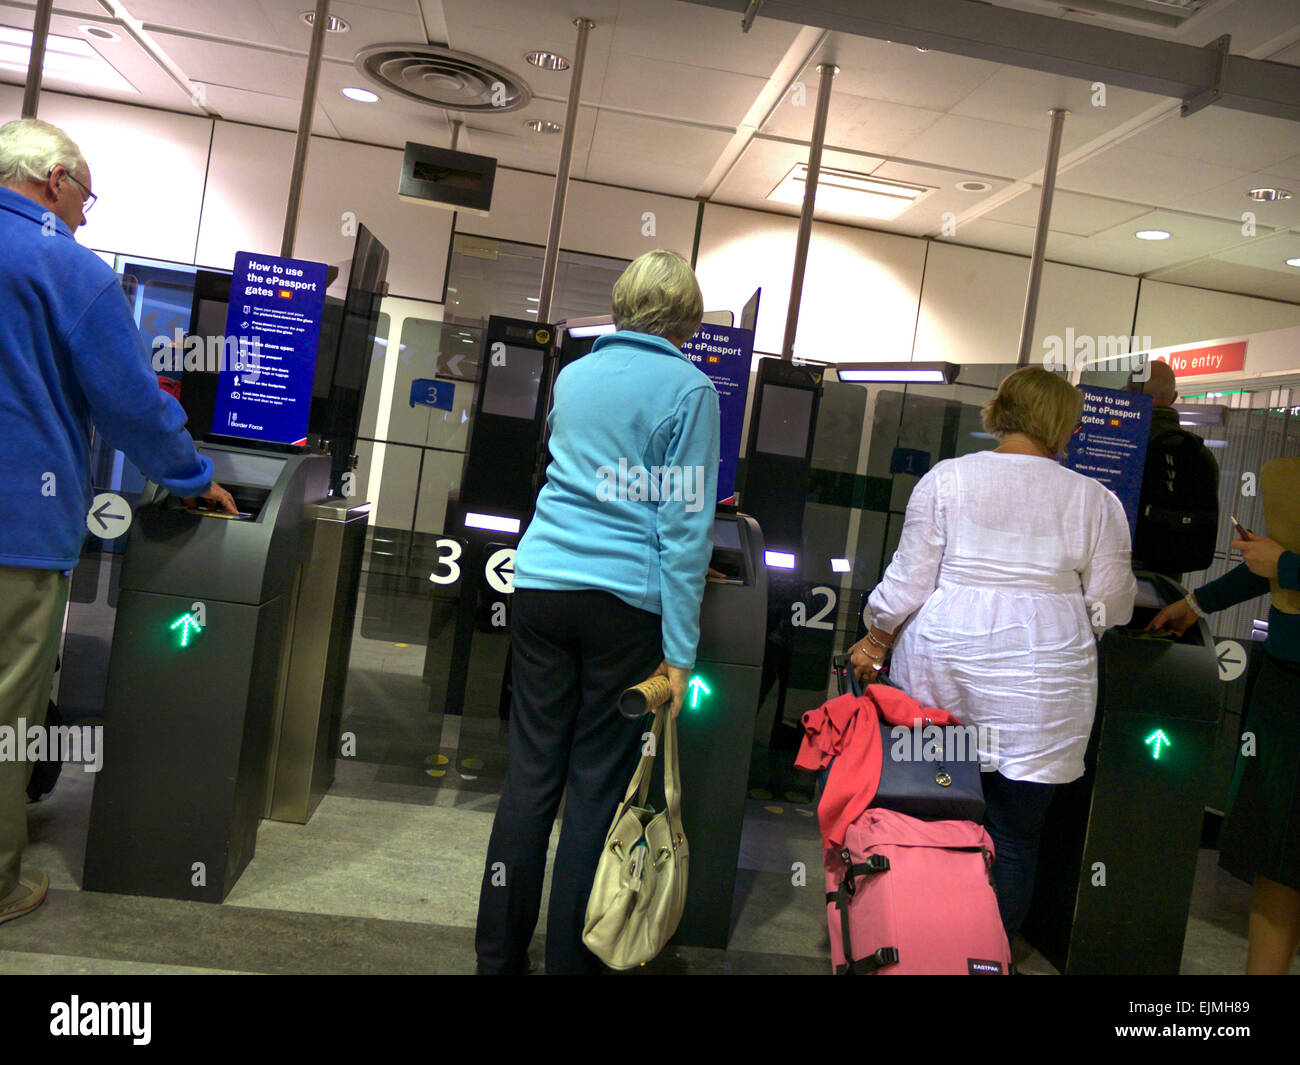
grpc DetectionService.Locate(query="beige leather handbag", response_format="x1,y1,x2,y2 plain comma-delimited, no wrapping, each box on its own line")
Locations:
582,709,688,970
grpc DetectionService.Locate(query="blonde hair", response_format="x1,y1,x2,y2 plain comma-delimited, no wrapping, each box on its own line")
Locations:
982,366,1083,455
0,118,87,188
611,250,703,342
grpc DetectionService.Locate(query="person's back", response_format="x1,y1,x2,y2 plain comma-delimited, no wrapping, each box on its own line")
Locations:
516,330,719,666
885,450,1134,779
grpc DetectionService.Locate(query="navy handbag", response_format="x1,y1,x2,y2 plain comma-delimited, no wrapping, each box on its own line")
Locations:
826,653,985,824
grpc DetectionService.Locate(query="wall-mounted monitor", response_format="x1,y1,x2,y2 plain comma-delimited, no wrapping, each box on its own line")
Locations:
398,142,496,216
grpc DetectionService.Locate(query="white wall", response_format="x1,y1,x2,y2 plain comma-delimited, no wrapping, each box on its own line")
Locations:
1134,280,1300,349
695,203,927,364
913,242,1141,365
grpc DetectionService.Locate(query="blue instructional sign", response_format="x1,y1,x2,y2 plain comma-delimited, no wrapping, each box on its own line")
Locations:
213,251,328,447
410,378,455,411
680,324,753,504
1063,385,1153,537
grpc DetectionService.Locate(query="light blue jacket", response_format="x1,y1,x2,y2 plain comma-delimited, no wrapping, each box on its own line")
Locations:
515,331,720,668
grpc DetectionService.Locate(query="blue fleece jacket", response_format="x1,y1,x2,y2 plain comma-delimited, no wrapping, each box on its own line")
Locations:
514,331,720,669
0,186,212,570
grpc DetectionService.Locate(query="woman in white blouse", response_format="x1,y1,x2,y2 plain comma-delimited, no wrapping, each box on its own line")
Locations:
848,366,1136,944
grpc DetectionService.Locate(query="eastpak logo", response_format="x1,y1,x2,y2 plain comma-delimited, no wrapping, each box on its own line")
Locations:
968,958,1004,975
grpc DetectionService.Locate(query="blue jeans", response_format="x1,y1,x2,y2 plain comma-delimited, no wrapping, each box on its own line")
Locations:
981,771,1058,943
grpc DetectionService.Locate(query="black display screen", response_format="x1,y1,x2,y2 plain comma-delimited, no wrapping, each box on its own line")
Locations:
482,346,544,419
755,384,814,458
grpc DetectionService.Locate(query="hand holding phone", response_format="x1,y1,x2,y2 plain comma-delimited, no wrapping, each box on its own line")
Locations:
1230,514,1251,540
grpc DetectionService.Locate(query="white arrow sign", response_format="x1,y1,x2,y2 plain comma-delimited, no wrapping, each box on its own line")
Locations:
1215,639,1247,683
485,548,516,595
86,492,132,539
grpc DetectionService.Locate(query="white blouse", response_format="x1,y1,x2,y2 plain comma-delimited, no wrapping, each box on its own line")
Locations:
868,451,1136,784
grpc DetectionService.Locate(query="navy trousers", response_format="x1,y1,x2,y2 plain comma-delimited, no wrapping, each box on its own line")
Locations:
475,589,663,974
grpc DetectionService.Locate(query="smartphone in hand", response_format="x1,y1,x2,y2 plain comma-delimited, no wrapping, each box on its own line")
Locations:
1230,514,1250,539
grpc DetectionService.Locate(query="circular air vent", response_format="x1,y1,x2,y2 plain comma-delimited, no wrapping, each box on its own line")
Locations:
354,43,532,113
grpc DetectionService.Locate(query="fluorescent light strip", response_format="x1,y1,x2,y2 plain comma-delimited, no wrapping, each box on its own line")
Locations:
831,558,851,573
765,551,797,569
464,512,521,534
0,26,137,94
567,323,617,338
838,368,949,383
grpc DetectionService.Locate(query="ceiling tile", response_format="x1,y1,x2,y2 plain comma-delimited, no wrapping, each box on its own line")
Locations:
896,114,1065,179
984,188,1152,237
200,83,338,137
1126,106,1300,174
760,91,944,156
1057,146,1254,206
810,34,1001,113
599,54,765,127
1167,169,1300,229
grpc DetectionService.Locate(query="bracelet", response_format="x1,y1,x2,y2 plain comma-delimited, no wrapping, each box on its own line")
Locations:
865,631,892,651
854,644,885,665
1186,592,1209,619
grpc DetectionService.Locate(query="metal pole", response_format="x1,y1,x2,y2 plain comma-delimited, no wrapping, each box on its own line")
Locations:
281,0,331,259
21,0,54,119
780,62,836,360
1016,107,1068,367
449,119,463,152
537,18,594,324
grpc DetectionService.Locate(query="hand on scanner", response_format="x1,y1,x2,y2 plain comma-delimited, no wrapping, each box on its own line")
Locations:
1146,597,1197,637
184,481,239,515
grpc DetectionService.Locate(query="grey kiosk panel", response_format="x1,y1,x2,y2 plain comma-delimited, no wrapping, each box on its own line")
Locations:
83,445,331,903
673,511,767,948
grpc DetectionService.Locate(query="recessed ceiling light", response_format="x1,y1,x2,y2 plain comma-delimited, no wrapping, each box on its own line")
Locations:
526,119,562,133
1247,187,1292,202
1287,257,1300,268
341,86,379,103
1135,229,1171,240
957,180,991,192
81,25,120,42
768,163,933,220
525,50,569,71
300,11,349,32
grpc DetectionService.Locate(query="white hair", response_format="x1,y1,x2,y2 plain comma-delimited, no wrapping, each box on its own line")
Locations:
0,118,88,188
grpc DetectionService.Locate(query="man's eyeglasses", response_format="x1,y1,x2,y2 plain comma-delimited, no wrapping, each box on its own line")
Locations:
52,168,96,213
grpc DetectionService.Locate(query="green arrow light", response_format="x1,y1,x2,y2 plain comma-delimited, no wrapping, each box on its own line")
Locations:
687,675,711,710
170,611,204,648
1145,729,1171,760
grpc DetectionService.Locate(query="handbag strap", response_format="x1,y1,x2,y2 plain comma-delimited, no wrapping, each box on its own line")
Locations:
662,708,683,840
617,707,664,812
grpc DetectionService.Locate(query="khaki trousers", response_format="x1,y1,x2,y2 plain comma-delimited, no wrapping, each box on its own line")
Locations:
0,566,69,898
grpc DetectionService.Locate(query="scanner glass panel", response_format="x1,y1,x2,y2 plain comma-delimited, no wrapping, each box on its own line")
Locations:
755,384,813,457
481,345,544,418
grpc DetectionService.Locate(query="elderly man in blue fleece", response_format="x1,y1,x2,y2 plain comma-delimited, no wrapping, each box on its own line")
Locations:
0,118,235,927
476,249,719,975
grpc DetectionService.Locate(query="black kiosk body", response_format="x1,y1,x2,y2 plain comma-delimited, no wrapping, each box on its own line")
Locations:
83,445,331,901
673,510,767,948
1023,569,1220,974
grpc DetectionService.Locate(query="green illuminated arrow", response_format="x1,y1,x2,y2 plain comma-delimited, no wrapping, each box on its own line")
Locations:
170,611,204,648
1145,729,1171,760
687,675,711,710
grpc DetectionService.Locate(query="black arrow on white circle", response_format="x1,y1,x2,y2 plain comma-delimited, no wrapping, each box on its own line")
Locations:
91,500,125,531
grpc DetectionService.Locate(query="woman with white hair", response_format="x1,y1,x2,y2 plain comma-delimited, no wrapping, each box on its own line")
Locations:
475,249,719,974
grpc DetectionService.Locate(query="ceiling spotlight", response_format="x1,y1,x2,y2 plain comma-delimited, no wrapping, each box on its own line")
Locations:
81,25,120,42
300,11,350,32
525,50,570,71
1247,187,1292,202
526,119,562,133
1287,257,1300,268
1135,229,1171,240
957,180,991,192
341,86,379,103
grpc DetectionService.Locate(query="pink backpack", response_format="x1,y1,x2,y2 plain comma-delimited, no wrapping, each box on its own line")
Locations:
825,807,1010,975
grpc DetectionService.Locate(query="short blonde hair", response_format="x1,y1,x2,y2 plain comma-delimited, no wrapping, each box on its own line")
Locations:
0,118,87,188
611,250,703,342
982,366,1082,455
